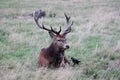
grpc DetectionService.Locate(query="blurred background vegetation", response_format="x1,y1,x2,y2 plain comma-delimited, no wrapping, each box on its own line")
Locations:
0,0,120,80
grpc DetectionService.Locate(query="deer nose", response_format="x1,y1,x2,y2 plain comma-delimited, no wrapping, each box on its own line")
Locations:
66,45,70,49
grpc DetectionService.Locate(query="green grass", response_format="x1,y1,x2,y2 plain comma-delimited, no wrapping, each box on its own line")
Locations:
0,0,120,80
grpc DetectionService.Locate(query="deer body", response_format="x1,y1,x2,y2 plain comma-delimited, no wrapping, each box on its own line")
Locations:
38,43,62,67
34,10,73,68
38,36,69,67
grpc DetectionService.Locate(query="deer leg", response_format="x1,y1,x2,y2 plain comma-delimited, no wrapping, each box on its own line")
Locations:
60,58,65,67
38,54,49,68
64,56,70,64
59,55,70,67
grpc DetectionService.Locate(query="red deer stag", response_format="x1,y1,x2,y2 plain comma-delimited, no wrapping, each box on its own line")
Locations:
34,12,73,68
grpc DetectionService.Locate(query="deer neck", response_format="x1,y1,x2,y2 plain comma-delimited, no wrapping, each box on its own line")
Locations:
48,43,64,55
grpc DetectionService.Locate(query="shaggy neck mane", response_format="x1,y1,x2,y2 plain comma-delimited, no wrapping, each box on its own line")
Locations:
46,42,64,57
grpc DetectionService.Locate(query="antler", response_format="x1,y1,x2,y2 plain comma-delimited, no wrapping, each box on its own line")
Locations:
63,13,73,35
34,10,61,35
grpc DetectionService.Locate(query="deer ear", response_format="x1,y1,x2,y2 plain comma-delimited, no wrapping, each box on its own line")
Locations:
49,31,56,38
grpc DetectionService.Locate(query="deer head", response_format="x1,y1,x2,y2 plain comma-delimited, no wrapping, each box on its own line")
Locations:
34,12,73,50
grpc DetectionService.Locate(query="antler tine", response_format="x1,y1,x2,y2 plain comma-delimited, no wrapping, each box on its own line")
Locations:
34,10,61,35
50,26,61,35
64,13,70,24
64,21,73,33
58,26,62,34
42,24,51,32
63,13,74,35
34,15,50,31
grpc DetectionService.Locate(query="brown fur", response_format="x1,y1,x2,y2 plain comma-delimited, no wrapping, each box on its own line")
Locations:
38,35,70,68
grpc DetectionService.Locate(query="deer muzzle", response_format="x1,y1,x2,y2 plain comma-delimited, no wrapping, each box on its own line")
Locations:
64,44,70,49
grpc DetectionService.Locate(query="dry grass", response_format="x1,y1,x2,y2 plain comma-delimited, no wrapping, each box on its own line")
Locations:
0,0,120,80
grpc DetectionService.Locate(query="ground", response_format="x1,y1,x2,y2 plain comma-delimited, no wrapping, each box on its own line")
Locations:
0,0,120,80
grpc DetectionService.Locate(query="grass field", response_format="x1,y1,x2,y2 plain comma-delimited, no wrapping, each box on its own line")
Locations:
0,0,120,80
